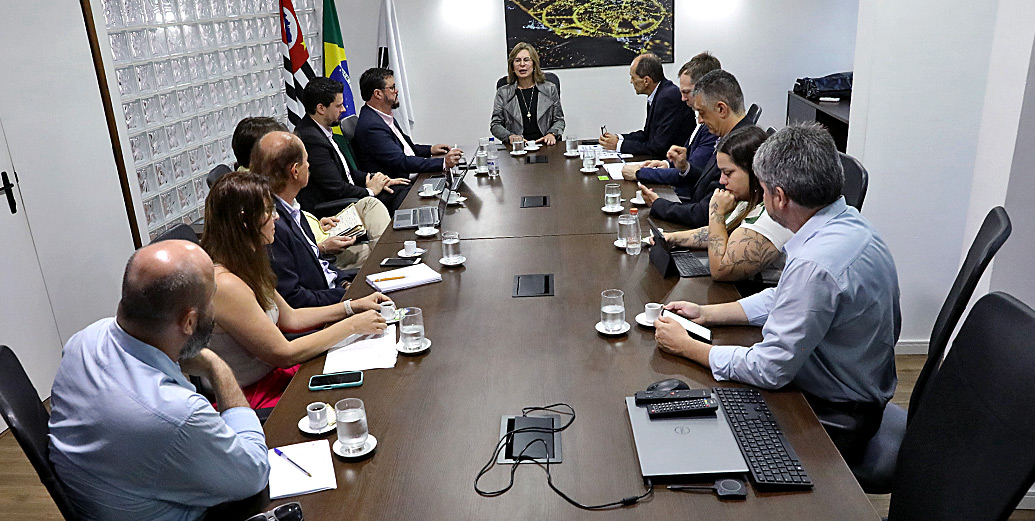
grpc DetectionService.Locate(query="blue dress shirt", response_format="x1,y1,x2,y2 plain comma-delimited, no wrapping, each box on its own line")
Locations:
709,197,901,404
48,318,270,521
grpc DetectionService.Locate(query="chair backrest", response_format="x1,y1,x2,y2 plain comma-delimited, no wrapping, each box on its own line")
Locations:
495,73,561,96
339,114,358,142
745,103,761,124
888,292,1035,521
0,346,80,520
151,223,200,245
206,163,232,189
765,126,777,137
907,206,1011,417
838,152,868,211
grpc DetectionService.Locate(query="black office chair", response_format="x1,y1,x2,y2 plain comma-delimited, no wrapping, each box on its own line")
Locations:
150,223,200,245
206,163,233,189
745,103,761,125
887,292,1035,521
852,206,1011,493
765,126,777,137
0,346,81,520
495,72,561,95
839,152,868,211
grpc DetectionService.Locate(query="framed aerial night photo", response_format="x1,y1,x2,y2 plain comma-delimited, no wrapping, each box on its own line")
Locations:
503,0,675,69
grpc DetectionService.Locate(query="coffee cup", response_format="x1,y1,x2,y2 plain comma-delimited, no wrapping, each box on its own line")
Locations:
307,402,329,430
422,183,434,194
635,189,643,202
380,301,397,321
644,303,662,322
404,240,418,256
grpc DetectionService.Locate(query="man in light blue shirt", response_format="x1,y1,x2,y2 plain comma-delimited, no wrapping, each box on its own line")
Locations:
654,123,901,463
48,240,270,520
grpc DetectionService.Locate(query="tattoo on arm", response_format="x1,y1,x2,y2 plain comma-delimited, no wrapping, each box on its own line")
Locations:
714,229,781,280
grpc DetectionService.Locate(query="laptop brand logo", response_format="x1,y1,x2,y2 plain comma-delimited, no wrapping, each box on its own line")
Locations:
674,426,692,435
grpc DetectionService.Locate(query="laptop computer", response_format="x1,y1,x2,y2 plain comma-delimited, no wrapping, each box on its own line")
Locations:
625,396,747,480
392,183,450,230
647,219,711,277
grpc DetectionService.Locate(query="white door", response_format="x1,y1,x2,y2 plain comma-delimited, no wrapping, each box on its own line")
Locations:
0,115,64,431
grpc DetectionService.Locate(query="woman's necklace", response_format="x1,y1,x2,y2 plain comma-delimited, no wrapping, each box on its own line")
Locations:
520,86,536,119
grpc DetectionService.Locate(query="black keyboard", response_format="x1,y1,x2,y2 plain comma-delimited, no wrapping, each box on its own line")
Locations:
672,252,710,277
713,387,814,489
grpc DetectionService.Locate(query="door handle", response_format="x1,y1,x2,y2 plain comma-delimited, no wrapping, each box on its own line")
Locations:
0,171,16,214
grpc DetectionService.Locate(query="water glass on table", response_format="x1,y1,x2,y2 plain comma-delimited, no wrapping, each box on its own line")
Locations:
441,231,462,263
604,183,621,210
565,136,578,155
510,135,525,154
581,149,596,170
600,289,626,333
618,214,641,255
400,307,425,352
417,206,437,235
335,398,368,454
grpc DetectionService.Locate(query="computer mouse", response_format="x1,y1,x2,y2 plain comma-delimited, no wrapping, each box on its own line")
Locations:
645,378,690,393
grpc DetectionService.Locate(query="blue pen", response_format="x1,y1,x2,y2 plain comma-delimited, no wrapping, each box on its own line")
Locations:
273,447,312,477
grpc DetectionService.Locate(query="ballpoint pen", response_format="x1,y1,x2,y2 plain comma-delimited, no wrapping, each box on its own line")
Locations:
374,275,405,282
273,447,311,477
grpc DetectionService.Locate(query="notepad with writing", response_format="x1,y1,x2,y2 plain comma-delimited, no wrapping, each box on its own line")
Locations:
365,263,442,293
268,440,337,499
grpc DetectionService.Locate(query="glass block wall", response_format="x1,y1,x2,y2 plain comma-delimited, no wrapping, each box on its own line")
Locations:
100,0,322,241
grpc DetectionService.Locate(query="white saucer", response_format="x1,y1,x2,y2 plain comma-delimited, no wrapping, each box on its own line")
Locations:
630,197,646,205
635,312,660,328
510,150,527,156
397,338,431,355
601,205,623,214
297,413,335,435
415,227,438,237
595,321,631,335
439,255,466,266
418,190,442,198
614,237,650,248
564,151,580,158
524,145,541,152
476,167,489,174
332,435,377,458
581,167,598,173
397,248,426,258
447,196,467,205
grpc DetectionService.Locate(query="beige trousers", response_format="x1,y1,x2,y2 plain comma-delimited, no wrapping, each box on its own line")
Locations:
333,196,390,270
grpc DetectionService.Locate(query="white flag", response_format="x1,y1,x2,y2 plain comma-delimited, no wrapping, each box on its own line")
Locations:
377,0,415,136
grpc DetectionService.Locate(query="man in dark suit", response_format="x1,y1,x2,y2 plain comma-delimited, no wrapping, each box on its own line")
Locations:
639,70,752,228
352,67,462,180
599,53,697,158
622,52,722,199
295,77,408,215
252,131,350,308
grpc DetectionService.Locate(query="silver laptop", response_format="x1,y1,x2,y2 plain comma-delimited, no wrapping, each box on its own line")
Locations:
625,396,747,479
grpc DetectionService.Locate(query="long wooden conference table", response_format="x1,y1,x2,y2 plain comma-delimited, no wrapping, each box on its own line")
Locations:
262,144,880,520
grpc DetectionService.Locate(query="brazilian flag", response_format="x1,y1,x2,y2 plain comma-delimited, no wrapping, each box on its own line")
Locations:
323,0,360,170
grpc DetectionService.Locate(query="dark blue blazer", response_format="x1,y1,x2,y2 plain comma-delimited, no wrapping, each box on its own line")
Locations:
636,124,719,199
268,197,346,308
621,78,697,158
294,115,369,213
648,117,754,228
352,105,443,178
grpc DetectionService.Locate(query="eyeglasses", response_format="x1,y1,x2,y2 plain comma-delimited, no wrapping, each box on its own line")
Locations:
245,502,303,521
512,57,533,64
382,84,398,92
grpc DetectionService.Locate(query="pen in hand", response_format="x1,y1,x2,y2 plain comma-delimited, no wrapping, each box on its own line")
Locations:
273,447,312,477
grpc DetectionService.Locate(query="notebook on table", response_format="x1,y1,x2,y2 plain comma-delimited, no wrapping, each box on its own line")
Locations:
365,263,442,292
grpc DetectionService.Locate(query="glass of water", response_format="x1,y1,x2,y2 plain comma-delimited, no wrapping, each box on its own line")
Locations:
511,136,525,154
417,206,437,235
335,398,368,454
617,214,634,249
441,231,462,262
604,183,621,210
619,214,641,255
565,136,578,154
400,307,425,352
581,149,596,170
600,289,626,333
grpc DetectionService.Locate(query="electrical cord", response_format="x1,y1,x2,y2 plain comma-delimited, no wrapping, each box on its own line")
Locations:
474,403,654,510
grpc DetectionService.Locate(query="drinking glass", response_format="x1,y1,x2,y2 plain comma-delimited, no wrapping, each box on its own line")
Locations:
475,151,488,172
582,149,596,170
604,183,621,209
441,231,462,262
621,214,641,255
617,214,635,249
511,136,525,154
600,289,626,333
417,206,437,235
335,398,368,454
565,136,578,154
400,307,425,351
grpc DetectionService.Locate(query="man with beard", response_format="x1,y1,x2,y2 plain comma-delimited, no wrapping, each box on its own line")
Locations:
295,77,408,214
48,240,271,521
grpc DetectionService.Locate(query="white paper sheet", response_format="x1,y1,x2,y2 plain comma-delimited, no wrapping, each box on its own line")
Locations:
602,163,625,180
323,324,398,373
268,440,337,499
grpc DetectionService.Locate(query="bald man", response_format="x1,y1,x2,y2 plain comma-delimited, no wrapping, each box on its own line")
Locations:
48,240,271,521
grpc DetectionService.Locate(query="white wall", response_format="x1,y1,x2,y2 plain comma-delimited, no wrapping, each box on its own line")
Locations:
848,0,1001,348
337,0,859,147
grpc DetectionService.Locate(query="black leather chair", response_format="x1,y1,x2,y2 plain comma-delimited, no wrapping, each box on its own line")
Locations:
150,223,200,245
206,163,233,189
495,72,561,95
852,206,1011,493
765,126,777,137
887,292,1035,520
0,346,80,520
839,152,868,211
745,103,761,125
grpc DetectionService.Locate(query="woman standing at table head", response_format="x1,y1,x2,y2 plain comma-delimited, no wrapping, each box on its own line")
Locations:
200,170,389,408
490,42,565,146
660,126,793,283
